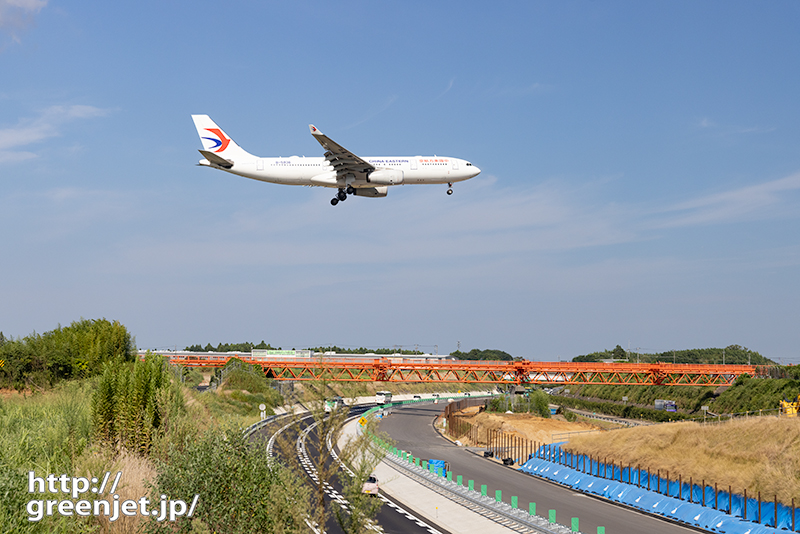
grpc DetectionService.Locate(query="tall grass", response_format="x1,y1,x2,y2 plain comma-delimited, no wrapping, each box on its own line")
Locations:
0,381,96,533
564,416,800,504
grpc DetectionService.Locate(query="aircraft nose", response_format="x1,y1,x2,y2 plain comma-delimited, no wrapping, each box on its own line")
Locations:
470,165,481,178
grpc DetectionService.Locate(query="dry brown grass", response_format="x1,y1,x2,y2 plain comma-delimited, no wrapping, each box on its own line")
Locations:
563,416,800,504
74,449,157,533
453,410,601,447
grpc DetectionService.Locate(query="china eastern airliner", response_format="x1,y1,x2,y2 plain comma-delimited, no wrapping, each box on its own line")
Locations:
191,115,481,205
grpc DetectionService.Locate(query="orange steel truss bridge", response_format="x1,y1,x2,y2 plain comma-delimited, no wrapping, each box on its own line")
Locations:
162,354,761,386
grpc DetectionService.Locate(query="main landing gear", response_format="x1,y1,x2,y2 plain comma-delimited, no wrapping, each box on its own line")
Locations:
330,187,354,206
447,182,454,195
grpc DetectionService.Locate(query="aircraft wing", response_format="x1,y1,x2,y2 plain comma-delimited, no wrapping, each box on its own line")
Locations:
309,125,375,176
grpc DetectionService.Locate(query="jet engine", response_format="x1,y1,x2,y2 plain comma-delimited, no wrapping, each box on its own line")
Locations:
367,170,404,185
353,186,388,197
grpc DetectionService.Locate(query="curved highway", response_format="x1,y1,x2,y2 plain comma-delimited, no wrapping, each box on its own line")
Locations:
251,407,450,534
379,401,703,534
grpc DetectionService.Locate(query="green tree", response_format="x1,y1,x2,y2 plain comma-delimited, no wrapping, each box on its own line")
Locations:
0,319,133,390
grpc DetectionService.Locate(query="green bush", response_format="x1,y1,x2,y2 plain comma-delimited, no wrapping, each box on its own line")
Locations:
486,391,551,418
146,427,308,534
0,319,133,390
92,353,184,455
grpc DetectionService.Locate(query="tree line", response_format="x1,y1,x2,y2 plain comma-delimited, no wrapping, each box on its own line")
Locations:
184,341,277,352
450,349,514,361
0,319,134,391
572,344,774,365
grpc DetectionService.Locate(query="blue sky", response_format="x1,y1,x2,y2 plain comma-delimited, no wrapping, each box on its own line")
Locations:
2,1,800,362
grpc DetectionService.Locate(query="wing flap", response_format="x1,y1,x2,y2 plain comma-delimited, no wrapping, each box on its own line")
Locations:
309,124,374,176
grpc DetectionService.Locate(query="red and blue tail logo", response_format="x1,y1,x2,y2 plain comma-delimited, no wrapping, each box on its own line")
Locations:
202,128,231,153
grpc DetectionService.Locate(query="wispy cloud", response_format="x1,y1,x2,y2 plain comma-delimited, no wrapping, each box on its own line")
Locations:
1,186,139,244
340,95,398,130
653,172,800,228
0,105,109,162
696,116,776,135
433,78,455,100
0,0,47,44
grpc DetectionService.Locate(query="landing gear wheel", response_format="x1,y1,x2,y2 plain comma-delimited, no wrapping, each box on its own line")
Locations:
337,189,347,201
346,185,355,195
447,188,453,195
331,198,339,206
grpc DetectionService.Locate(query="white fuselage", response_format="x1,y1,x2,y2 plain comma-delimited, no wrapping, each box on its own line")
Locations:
191,115,481,201
209,155,478,188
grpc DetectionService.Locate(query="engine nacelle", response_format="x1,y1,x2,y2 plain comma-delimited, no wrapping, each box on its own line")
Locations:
353,186,388,198
367,170,404,185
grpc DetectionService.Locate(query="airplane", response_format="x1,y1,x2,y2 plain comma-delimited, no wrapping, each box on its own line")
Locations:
191,115,481,205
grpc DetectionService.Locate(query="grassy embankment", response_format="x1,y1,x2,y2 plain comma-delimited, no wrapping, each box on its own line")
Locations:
0,381,157,534
563,416,800,505
0,362,289,533
552,372,800,424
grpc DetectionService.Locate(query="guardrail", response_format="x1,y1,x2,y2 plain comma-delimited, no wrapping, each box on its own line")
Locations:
360,395,599,534
521,442,796,532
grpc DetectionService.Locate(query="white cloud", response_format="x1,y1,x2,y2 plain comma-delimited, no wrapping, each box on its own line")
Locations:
653,172,800,228
0,105,109,159
0,0,47,42
695,116,775,135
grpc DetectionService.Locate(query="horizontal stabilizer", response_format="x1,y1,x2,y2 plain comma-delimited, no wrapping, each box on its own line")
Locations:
199,150,233,169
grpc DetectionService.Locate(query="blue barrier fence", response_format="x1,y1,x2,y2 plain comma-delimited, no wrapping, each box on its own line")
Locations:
519,443,795,533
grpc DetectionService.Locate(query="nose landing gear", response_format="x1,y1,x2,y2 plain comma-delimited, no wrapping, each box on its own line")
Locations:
447,182,454,195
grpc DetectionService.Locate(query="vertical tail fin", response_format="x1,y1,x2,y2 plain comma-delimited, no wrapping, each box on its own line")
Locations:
191,115,254,161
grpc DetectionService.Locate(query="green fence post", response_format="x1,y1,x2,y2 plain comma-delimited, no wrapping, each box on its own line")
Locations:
481,484,487,497
549,510,556,523
597,528,605,534
457,475,463,486
511,496,518,509
415,457,420,467
529,502,536,516
447,471,452,482
571,518,579,532
423,460,428,470
437,467,443,477
468,480,474,491
495,489,502,502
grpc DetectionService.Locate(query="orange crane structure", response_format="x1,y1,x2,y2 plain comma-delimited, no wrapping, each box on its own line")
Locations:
160,353,761,386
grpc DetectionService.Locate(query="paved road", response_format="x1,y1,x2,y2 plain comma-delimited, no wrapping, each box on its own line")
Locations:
379,402,703,534
251,407,448,534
